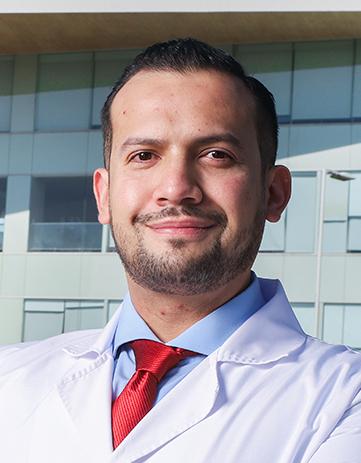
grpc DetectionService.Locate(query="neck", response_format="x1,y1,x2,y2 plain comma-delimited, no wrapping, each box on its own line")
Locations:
126,271,252,342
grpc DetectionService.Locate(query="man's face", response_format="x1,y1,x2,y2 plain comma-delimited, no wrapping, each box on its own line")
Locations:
94,70,286,295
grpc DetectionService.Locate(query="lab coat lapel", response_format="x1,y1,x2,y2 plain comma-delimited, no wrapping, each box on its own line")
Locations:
57,350,114,459
112,353,219,462
55,308,123,459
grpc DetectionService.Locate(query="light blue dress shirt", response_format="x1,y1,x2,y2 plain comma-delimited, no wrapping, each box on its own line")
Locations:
112,273,265,402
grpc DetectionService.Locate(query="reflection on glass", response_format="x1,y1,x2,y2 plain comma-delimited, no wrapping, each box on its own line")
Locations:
29,176,100,252
28,222,102,251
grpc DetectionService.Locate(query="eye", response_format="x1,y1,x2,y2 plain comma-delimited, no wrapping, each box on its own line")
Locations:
206,150,229,159
203,149,235,162
131,151,154,162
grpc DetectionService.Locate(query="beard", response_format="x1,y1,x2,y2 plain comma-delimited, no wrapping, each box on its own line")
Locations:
110,204,266,296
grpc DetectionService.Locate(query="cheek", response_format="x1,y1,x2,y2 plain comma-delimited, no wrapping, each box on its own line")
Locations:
213,175,254,210
212,176,260,230
109,175,153,221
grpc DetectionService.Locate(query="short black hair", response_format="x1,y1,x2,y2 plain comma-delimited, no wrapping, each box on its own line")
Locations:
101,38,278,171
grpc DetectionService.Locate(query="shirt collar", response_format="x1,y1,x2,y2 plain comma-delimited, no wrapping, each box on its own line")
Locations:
216,278,307,364
112,273,265,356
63,277,307,365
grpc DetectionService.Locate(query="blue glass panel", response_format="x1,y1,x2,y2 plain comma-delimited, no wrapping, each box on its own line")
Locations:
323,221,347,253
352,40,361,117
0,57,13,132
289,123,350,157
285,174,317,252
236,43,292,117
344,305,361,348
292,303,315,336
323,304,343,344
260,215,285,252
28,222,102,251
92,50,141,126
348,218,361,251
324,175,349,221
23,311,64,342
64,300,105,331
108,300,122,320
35,53,92,131
293,41,353,120
349,172,361,216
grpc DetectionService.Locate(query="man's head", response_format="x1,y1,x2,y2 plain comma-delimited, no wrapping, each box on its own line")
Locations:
101,38,278,174
94,38,291,297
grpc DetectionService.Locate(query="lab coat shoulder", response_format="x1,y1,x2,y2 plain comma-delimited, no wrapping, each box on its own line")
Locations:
0,329,102,426
0,328,100,375
0,327,117,463
301,338,361,463
296,335,361,410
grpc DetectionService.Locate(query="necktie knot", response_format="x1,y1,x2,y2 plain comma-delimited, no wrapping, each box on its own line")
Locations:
130,339,196,382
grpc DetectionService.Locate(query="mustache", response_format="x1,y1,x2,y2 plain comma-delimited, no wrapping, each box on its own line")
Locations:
134,206,228,228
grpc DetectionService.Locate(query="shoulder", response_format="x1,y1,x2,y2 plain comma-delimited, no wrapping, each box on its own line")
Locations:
303,335,361,368
297,336,361,403
0,329,101,376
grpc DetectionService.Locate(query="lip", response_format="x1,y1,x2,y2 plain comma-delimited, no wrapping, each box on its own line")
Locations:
147,219,215,229
145,219,216,238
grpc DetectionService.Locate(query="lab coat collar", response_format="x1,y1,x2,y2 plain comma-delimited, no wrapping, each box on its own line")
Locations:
217,278,307,365
59,301,218,462
64,278,306,366
58,277,306,462
59,310,123,459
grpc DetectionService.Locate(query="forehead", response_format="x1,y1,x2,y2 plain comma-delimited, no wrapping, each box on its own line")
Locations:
110,70,256,128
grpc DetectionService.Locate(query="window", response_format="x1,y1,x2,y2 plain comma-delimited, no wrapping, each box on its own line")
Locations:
260,169,361,255
0,56,13,132
323,174,349,252
235,43,292,119
28,177,102,251
292,41,353,120
348,172,361,251
289,123,351,157
92,50,141,127
23,299,123,342
0,178,7,250
108,300,122,319
352,39,361,118
35,53,93,131
260,172,317,253
285,172,317,252
260,214,285,252
323,304,361,349
292,303,315,336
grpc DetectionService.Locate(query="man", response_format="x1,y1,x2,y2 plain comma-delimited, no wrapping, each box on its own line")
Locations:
0,38,360,463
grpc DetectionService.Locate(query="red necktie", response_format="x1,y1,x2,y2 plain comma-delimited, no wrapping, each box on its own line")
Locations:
112,339,196,449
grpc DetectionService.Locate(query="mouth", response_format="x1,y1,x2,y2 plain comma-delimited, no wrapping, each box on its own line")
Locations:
145,219,216,238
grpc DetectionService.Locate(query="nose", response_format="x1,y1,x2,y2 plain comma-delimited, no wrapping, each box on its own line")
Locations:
153,156,203,207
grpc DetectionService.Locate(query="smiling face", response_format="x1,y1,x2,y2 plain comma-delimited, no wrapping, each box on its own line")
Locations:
94,70,290,296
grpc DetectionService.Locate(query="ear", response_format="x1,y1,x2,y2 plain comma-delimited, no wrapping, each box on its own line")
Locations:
265,165,292,223
93,168,111,224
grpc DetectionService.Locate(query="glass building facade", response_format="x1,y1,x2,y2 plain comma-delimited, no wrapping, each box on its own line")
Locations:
0,39,360,347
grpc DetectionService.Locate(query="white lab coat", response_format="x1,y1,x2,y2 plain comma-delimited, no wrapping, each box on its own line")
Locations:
1,278,361,463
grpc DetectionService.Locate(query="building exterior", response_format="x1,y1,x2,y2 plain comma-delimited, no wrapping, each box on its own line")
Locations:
0,2,360,348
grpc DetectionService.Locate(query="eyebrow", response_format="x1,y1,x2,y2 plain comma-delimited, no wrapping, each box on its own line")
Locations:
121,137,164,149
192,133,243,149
120,133,243,150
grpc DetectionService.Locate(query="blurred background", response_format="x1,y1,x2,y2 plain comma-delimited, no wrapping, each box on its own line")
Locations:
0,2,360,347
